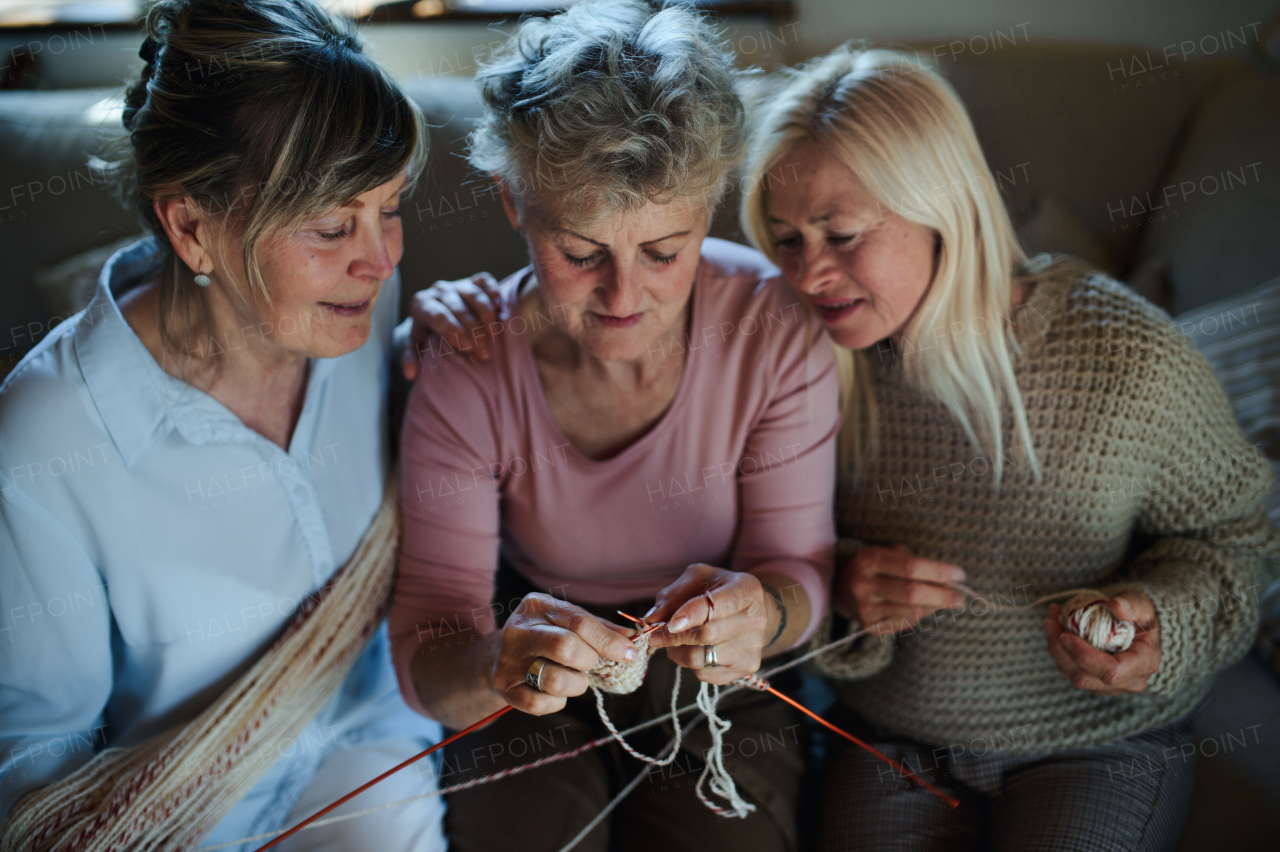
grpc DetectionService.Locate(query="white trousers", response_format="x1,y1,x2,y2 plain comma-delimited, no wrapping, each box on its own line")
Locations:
201,736,447,852
276,737,448,852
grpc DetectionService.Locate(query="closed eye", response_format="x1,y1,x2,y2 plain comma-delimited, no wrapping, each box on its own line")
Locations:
565,252,600,268
648,251,678,265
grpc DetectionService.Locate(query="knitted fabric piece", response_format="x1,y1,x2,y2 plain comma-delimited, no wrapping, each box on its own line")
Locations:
588,632,656,694
812,269,1278,753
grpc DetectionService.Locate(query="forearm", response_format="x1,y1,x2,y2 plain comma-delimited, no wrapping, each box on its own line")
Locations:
408,628,507,729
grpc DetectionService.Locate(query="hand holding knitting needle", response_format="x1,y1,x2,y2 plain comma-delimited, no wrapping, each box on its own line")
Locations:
645,563,776,686
1043,592,1162,695
835,544,967,634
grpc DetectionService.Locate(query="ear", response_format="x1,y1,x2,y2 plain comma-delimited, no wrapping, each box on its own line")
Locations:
152,194,217,277
495,176,523,233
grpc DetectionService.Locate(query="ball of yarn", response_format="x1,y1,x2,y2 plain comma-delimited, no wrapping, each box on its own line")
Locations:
588,631,656,694
1060,593,1135,653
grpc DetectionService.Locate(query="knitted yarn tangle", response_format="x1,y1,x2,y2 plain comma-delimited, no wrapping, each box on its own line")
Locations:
585,630,755,818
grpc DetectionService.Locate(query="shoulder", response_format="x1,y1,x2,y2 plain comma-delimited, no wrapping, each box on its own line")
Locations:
1027,263,1206,376
691,240,837,399
402,269,530,447
1027,265,1245,435
0,314,107,475
695,238,816,343
697,237,781,284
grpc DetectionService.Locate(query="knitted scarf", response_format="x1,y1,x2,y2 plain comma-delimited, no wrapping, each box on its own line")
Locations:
1,475,402,852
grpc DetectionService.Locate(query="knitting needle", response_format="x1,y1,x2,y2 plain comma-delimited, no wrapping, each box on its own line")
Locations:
764,686,960,809
252,704,514,851
617,610,665,638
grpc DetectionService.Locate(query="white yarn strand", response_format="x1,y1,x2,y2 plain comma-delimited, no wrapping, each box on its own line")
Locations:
693,682,756,819
950,584,1138,653
592,665,683,766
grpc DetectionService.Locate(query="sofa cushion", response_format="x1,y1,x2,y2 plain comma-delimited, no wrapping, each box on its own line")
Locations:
935,44,1238,271
1134,76,1280,314
394,75,528,317
0,88,139,356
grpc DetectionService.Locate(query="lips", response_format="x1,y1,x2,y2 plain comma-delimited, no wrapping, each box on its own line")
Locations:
592,311,643,329
319,299,371,318
811,298,864,324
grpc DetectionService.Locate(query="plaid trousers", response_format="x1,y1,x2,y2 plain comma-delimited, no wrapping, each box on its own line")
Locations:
817,706,1197,852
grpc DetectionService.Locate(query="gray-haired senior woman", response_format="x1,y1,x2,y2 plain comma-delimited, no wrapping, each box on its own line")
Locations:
392,2,839,851
0,1,446,849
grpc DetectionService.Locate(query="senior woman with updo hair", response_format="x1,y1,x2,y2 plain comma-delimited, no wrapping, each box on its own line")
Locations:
737,48,1277,851
390,2,839,850
0,1,447,849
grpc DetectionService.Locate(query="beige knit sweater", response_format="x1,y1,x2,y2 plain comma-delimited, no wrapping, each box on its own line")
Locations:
812,268,1278,753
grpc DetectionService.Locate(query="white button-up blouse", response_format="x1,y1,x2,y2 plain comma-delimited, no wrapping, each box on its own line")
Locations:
0,239,439,840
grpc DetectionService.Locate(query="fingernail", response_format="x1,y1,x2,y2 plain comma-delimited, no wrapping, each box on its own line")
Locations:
642,606,657,621
950,568,966,582
624,647,637,661
671,616,689,633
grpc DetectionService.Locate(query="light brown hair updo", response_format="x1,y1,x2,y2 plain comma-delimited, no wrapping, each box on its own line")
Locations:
99,0,428,363
467,0,745,226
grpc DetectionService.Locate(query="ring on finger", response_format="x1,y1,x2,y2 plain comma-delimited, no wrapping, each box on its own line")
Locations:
526,657,549,692
703,644,720,668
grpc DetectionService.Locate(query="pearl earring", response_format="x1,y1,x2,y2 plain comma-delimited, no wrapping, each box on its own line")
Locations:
194,273,211,287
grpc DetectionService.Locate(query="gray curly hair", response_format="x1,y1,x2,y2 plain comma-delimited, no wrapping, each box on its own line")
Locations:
468,0,745,224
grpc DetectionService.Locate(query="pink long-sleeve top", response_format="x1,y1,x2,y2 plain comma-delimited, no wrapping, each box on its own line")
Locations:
391,238,839,715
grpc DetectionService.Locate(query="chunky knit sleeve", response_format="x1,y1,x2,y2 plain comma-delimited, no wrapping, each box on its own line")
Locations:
1102,316,1277,699
805,537,896,680
807,613,896,680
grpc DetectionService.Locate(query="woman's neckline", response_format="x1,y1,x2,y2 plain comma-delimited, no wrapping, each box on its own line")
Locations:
511,263,703,466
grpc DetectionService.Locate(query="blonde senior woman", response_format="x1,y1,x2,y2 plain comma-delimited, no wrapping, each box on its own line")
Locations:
738,48,1276,851
0,1,447,849
390,2,839,851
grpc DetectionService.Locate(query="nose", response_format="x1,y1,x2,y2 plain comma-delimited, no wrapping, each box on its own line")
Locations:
351,217,397,282
596,258,642,316
792,241,840,296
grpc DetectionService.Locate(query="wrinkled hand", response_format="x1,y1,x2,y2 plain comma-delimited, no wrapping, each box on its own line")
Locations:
1044,592,1161,695
492,593,637,715
835,544,966,634
402,272,503,379
645,564,772,685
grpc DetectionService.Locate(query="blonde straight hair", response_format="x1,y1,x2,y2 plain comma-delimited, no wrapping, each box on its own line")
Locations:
741,46,1042,484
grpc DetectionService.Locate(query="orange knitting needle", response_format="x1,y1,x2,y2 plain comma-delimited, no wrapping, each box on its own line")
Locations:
765,686,959,808
252,704,514,851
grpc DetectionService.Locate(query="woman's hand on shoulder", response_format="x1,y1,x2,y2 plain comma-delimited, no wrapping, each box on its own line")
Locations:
401,272,503,380
645,563,771,685
835,544,966,634
492,592,638,715
1043,593,1162,696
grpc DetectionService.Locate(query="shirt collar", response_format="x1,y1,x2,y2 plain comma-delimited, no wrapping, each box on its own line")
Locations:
76,238,181,466
75,238,340,466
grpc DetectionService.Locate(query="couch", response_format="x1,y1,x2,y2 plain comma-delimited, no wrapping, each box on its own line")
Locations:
1,41,1278,850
